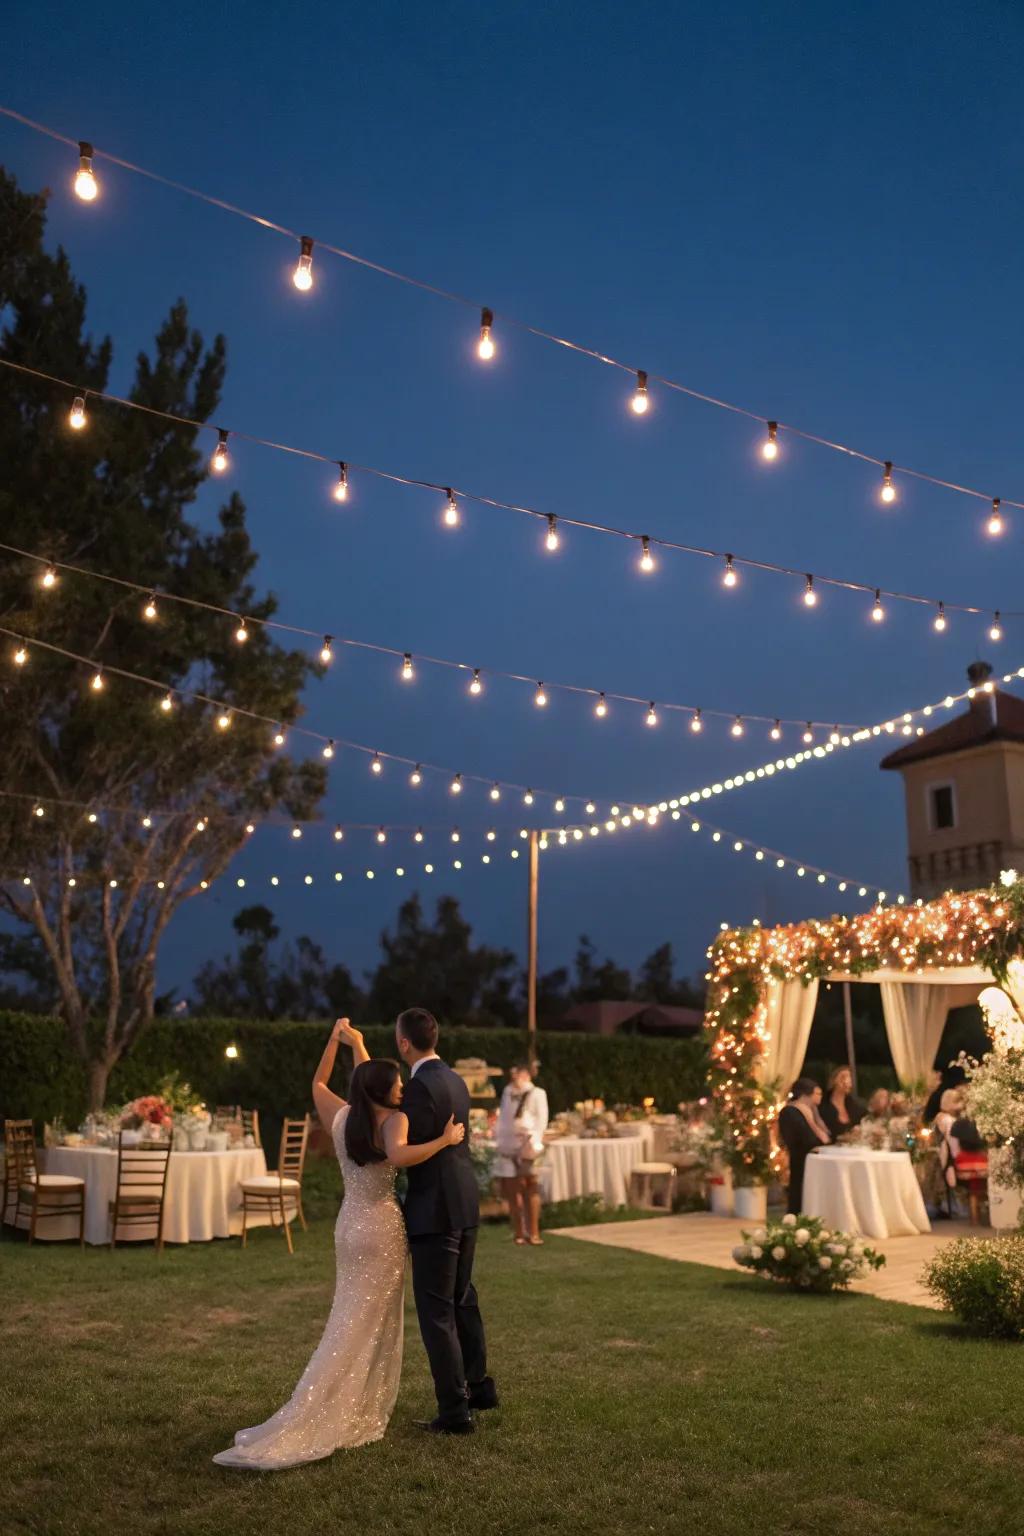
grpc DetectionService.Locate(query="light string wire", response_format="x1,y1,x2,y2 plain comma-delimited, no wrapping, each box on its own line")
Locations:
0,534,864,732
2,102,1022,517
0,355,1018,630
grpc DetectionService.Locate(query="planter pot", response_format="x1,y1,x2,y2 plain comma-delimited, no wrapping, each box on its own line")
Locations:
988,1176,1022,1232
709,1170,733,1217
734,1185,768,1222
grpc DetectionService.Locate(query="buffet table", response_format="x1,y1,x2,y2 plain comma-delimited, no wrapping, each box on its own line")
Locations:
37,1145,275,1244
802,1147,931,1239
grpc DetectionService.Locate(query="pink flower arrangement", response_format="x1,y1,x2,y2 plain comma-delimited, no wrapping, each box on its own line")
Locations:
122,1095,173,1130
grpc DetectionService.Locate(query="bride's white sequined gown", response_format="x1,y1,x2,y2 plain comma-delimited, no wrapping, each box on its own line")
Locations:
213,1107,406,1470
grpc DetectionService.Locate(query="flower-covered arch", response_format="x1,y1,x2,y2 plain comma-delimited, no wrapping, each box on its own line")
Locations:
704,877,1024,1184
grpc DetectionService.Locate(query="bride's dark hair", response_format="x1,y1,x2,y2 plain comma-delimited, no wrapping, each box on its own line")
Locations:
344,1059,400,1167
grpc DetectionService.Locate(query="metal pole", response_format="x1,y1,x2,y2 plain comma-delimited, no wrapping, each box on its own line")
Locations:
527,829,539,1068
842,982,857,1094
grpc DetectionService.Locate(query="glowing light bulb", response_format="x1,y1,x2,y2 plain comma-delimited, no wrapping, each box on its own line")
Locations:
371,754,383,774
74,142,99,201
545,514,559,552
630,369,649,415
160,692,174,713
322,739,335,760
803,574,817,607
802,724,813,744
410,765,422,786
639,536,655,573
90,669,104,692
33,804,44,818
987,498,1003,537
586,801,596,815
443,489,460,527
989,612,1003,643
722,554,738,588
13,646,27,666
770,720,781,741
235,618,249,644
524,790,534,806
469,668,482,695
376,827,387,844
934,602,947,633
401,652,414,682
292,236,314,292
319,636,333,664
871,589,884,623
211,430,230,474
334,825,344,841
333,463,349,503
41,566,58,590
143,592,158,620
761,421,779,460
450,774,463,795
291,826,303,840
595,692,608,718
490,784,501,801
477,307,495,360
414,829,424,843
731,716,744,738
554,797,565,813
451,829,461,843
880,461,896,504
68,395,87,431
535,682,548,707
690,709,703,733
646,702,658,727
273,727,286,746
217,710,232,730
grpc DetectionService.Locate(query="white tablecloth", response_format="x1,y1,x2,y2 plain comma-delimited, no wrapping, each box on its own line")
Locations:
545,1135,654,1207
37,1146,272,1244
802,1148,931,1239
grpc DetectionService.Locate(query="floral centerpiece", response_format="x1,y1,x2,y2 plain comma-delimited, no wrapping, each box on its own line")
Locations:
119,1073,205,1140
733,1212,885,1292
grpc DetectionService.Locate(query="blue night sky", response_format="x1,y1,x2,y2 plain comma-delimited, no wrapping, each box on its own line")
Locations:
4,2,1024,997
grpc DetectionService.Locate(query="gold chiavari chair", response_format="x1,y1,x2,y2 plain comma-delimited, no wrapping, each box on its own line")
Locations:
7,1119,86,1246
2,1121,20,1227
239,1116,310,1254
108,1132,174,1253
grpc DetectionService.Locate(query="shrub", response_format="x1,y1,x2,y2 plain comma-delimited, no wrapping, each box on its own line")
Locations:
922,1236,1024,1339
539,1194,665,1229
733,1212,885,1292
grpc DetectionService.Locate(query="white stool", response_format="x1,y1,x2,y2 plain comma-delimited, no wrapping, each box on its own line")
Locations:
628,1161,677,1212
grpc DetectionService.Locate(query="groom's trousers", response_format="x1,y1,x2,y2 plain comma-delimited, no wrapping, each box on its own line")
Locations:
409,1226,488,1422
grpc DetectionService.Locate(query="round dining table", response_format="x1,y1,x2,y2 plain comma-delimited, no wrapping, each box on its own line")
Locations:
544,1131,655,1207
38,1144,273,1244
802,1147,931,1239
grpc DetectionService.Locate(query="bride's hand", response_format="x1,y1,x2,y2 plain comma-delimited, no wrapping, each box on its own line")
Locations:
331,1018,363,1048
442,1115,466,1147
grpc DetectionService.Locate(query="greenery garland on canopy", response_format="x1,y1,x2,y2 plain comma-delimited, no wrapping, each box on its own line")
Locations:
703,875,1024,1186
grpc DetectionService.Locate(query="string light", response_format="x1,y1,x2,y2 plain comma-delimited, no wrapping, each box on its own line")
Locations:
987,498,1004,537
523,790,535,806
803,574,817,608
554,797,565,813
90,669,104,692
160,691,174,713
322,739,335,759
934,602,947,633
639,536,655,573
469,669,482,695
333,462,349,503
234,617,249,644
410,765,422,786
292,235,314,292
68,395,87,431
690,709,703,733
402,652,414,682
545,515,559,552
490,784,501,801
770,720,781,741
477,307,495,361
40,565,58,590
211,430,230,474
880,461,896,504
443,489,459,527
630,370,649,415
376,827,386,844
722,554,738,588
731,716,744,738
273,727,286,746
871,590,884,623
595,692,608,718
761,421,779,461
334,825,344,841
802,723,813,744
13,645,26,667
534,682,548,708
319,635,333,664
646,702,658,727
990,613,1003,643
450,774,463,795
216,710,232,730
143,592,158,620
73,140,98,201
371,753,383,774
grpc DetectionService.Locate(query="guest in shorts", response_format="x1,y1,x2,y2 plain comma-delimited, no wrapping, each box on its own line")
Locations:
778,1077,831,1215
494,1063,549,1246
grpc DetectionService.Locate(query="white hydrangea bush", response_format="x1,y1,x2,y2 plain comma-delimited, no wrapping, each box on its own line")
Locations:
732,1213,885,1293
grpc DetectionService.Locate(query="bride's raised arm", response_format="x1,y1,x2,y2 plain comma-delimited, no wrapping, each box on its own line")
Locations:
383,1110,465,1167
312,1019,370,1134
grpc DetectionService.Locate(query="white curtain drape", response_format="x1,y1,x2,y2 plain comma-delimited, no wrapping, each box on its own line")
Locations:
878,982,951,1087
759,978,819,1095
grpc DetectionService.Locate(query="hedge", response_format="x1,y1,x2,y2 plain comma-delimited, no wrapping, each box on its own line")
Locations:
0,1013,708,1155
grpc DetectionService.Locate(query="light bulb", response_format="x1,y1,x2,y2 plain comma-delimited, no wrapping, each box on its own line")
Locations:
487,829,497,842
450,774,463,795
761,421,779,460
803,574,817,607
211,430,230,474
292,826,303,840
802,724,813,744
160,691,174,713
490,784,501,801
217,710,232,730
196,819,207,833
880,461,896,503
987,498,1003,537
934,602,947,633
377,828,387,844
646,702,658,727
770,720,781,741
334,825,344,841
402,653,414,681
731,716,744,737
410,765,422,785
535,682,547,707
690,709,703,733
273,727,286,746
333,463,349,503
414,829,424,843
545,514,559,552
235,618,249,644
554,797,565,813
523,790,534,806
371,754,383,774
293,236,314,292
41,566,58,590
722,554,738,588
319,636,333,664
639,536,655,573
477,307,495,360
443,489,459,527
13,646,27,666
469,668,482,695
245,822,256,835
33,805,44,818
595,692,608,718
90,669,104,692
630,369,649,415
143,592,158,620
74,142,99,201
322,739,335,760
989,612,1003,643
69,395,87,431
871,590,884,623
451,829,461,843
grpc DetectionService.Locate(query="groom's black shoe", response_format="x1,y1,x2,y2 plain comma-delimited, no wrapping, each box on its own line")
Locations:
414,1415,475,1435
468,1377,499,1411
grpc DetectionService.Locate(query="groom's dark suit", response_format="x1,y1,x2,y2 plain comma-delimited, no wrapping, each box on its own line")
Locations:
402,1057,492,1426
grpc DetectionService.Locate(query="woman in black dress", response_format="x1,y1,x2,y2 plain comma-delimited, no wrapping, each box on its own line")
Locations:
819,1066,866,1142
778,1077,831,1215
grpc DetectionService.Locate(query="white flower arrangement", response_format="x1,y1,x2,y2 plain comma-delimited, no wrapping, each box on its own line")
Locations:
733,1213,885,1293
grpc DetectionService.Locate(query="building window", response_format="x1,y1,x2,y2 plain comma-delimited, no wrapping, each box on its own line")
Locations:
928,782,956,831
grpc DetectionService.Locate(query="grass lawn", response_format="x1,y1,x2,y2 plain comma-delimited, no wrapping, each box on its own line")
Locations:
2,1167,1022,1536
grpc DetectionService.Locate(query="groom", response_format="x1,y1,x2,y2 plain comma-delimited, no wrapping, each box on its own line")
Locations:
396,1007,498,1434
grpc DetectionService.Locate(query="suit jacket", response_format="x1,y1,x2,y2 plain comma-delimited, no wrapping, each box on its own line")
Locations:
401,1059,480,1237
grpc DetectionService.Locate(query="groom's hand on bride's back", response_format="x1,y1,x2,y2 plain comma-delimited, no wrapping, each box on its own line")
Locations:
443,1115,466,1147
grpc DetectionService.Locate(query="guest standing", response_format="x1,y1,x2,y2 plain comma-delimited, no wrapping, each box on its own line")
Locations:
494,1063,549,1246
777,1077,831,1215
819,1066,866,1141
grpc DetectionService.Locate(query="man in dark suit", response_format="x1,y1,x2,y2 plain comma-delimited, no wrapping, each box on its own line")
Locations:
396,1007,498,1434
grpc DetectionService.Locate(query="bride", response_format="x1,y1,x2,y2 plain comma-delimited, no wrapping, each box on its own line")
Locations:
213,1018,464,1470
